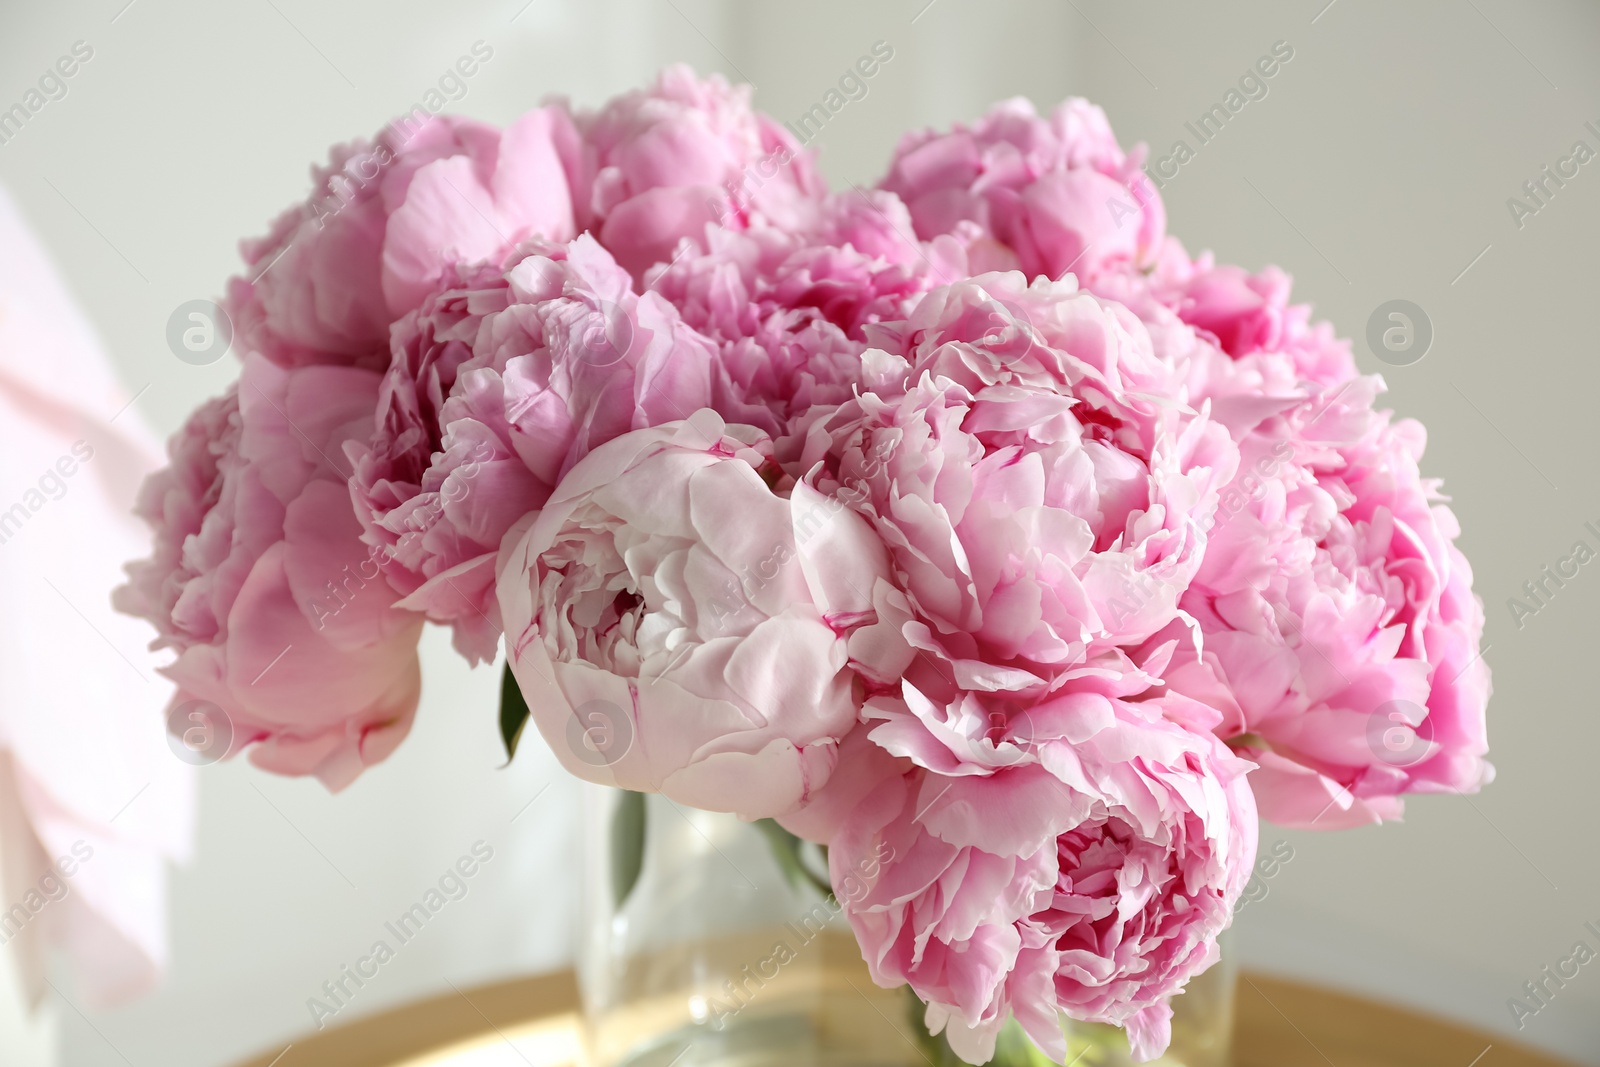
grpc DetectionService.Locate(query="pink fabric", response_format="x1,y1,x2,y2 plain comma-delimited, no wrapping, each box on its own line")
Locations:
0,186,195,1009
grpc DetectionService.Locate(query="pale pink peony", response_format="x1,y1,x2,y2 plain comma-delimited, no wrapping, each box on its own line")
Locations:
643,190,968,436
791,668,1257,1063
880,98,1164,283
1174,261,1297,360
345,260,521,661
766,272,1260,1060
883,98,1356,420
575,64,826,278
1072,231,1490,824
641,225,863,437
226,109,579,370
117,355,424,790
790,274,1238,698
496,413,889,818
350,236,718,662
1131,247,1357,396
1167,375,1492,827
863,269,1192,451
1086,258,1314,443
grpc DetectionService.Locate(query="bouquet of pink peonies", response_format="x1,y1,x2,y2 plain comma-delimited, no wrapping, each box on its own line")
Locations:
118,66,1491,1063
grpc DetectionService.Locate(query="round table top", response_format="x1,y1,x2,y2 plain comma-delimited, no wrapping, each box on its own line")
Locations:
232,969,1576,1067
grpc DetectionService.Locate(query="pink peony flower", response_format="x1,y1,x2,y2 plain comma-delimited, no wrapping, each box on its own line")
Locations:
864,269,1188,449
226,109,579,370
790,274,1238,695
1085,260,1315,443
793,672,1257,1063
575,64,827,278
880,98,1164,283
1135,248,1357,394
350,236,718,662
345,261,520,661
117,355,424,790
1174,261,1297,359
883,97,1355,417
1088,246,1490,827
769,269,1262,1061
496,413,889,818
1167,375,1492,827
643,190,968,436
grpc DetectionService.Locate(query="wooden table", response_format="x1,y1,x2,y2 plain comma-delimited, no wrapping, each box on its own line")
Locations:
235,969,1578,1067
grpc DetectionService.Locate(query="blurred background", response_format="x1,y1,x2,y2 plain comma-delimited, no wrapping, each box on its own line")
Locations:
0,0,1596,1063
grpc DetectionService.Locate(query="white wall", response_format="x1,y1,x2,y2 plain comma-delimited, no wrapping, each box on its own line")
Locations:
0,1,1594,1064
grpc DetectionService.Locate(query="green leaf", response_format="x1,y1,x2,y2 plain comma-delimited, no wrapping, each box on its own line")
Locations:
754,819,833,899
498,663,531,763
610,790,647,910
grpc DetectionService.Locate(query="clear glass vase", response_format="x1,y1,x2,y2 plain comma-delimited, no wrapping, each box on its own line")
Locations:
577,787,1235,1067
